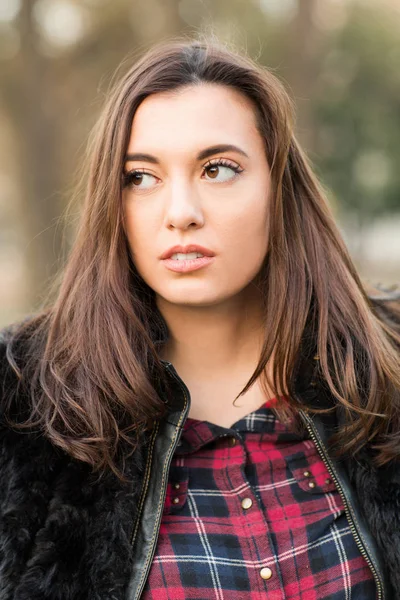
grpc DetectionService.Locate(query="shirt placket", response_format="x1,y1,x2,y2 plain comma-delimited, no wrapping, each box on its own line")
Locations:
221,430,286,598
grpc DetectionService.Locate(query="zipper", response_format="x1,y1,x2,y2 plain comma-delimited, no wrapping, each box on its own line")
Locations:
299,409,384,600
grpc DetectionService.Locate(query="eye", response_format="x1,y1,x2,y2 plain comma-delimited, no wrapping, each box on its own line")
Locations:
122,170,158,190
203,159,243,183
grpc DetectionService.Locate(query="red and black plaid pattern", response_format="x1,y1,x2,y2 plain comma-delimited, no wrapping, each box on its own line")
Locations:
142,399,376,599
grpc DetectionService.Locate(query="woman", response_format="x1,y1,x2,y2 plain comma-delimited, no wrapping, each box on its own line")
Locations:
1,37,400,600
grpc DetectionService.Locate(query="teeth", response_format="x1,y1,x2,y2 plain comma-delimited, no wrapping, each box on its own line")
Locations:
170,252,204,260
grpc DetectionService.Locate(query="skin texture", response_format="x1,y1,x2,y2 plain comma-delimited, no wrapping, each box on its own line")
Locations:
122,83,274,425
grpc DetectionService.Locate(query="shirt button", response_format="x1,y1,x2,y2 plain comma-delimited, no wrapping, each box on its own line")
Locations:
303,470,311,477
172,497,180,504
241,497,253,510
260,567,272,580
229,436,237,446
308,481,316,489
173,483,180,490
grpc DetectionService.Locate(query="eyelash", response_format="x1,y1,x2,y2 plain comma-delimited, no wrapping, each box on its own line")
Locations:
122,158,244,189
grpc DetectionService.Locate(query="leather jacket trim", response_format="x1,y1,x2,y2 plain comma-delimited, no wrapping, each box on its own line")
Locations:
127,365,189,600
130,421,160,546
300,409,391,600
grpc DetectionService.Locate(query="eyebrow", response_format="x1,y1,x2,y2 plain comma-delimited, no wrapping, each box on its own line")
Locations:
124,144,249,164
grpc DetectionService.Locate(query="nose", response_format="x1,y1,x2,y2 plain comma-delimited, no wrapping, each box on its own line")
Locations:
164,178,205,230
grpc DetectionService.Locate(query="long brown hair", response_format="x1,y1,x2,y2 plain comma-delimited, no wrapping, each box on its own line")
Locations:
5,36,400,481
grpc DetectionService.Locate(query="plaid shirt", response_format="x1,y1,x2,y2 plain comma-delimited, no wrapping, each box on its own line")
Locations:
142,399,376,599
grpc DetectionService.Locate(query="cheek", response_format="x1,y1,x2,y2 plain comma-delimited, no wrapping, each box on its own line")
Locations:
225,198,269,265
123,198,156,241
123,204,155,270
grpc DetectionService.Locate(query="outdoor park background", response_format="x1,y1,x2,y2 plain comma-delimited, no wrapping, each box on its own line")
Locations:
0,0,399,328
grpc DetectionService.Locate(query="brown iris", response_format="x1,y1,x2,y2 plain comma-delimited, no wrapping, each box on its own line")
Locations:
206,166,219,179
132,173,144,185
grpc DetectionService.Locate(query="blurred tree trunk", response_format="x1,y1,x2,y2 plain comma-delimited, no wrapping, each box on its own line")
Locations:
6,0,64,310
286,0,320,153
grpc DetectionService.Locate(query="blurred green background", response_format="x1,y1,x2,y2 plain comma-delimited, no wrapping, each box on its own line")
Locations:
1,0,399,327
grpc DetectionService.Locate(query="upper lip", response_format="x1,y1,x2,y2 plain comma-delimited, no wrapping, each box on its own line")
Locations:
160,244,215,259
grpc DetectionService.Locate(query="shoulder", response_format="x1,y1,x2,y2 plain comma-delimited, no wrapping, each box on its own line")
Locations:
368,287,400,368
0,316,43,428
0,323,21,421
0,319,66,471
367,285,400,332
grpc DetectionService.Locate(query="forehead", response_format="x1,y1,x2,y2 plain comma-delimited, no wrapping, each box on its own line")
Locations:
126,84,260,152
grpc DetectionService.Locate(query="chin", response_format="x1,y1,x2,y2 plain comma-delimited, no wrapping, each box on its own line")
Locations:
157,288,224,307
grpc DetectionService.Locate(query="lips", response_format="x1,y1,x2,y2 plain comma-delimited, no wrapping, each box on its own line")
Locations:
160,244,215,260
162,255,215,273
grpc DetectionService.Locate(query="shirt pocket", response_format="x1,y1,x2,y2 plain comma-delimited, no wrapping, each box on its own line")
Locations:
163,465,189,515
286,448,338,496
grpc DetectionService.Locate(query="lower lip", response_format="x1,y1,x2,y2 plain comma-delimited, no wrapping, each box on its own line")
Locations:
162,256,215,273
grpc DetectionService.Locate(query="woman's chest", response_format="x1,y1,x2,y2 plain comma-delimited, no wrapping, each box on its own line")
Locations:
142,414,376,599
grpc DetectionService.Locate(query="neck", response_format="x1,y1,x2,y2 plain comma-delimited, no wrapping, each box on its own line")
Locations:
155,284,266,378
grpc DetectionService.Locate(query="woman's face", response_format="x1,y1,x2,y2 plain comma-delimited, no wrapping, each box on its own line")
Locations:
122,83,271,308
